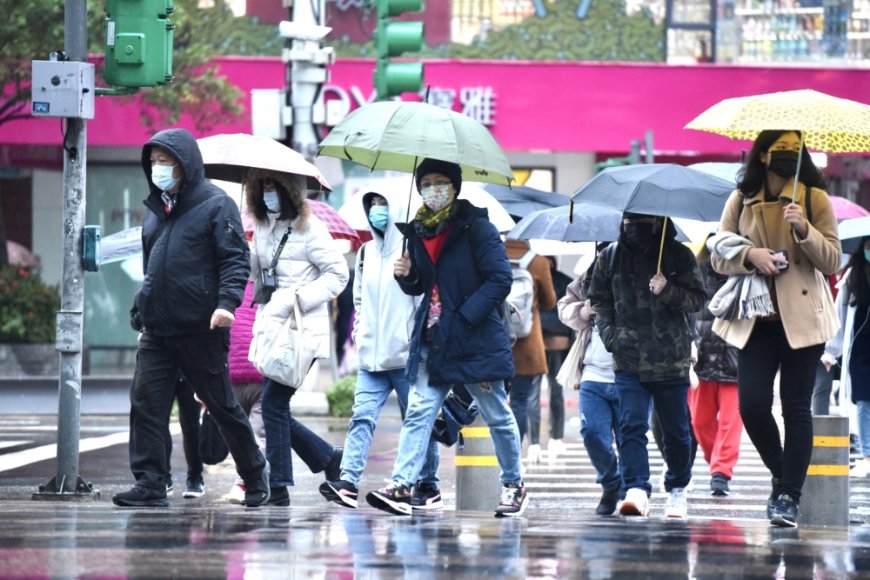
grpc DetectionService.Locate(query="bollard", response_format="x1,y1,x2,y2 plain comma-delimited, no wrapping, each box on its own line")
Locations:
455,415,501,513
799,415,850,528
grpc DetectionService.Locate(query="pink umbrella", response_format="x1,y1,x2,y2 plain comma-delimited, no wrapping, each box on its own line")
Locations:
197,133,331,191
308,200,361,248
829,195,869,221
6,241,38,267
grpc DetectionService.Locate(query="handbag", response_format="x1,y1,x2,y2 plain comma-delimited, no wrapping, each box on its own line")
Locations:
252,226,291,305
199,410,229,465
431,384,479,448
248,300,317,388
556,326,590,391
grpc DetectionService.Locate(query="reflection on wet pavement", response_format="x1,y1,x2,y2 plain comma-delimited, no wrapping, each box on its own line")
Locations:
0,504,868,578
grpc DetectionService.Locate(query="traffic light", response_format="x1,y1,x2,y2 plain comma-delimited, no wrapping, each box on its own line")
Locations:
103,0,175,88
373,0,425,100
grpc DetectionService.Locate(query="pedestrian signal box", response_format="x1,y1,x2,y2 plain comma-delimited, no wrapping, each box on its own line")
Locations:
104,0,175,88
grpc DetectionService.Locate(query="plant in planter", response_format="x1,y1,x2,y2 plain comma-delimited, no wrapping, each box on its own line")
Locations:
0,267,60,343
326,374,356,418
0,267,61,376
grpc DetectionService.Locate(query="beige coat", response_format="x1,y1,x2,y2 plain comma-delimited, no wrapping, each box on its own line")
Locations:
710,181,841,350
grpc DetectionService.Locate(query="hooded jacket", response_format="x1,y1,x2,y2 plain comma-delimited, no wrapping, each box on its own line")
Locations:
247,170,349,360
398,200,515,385
353,191,420,372
135,128,250,336
588,220,706,382
710,184,841,349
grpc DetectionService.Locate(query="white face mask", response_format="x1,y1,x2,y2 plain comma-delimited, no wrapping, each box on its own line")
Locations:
151,164,178,192
263,190,281,213
420,185,452,212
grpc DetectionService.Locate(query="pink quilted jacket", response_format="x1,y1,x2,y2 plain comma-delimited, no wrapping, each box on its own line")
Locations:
229,281,264,385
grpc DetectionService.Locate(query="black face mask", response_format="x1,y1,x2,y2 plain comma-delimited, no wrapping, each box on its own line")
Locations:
622,222,657,248
767,150,800,179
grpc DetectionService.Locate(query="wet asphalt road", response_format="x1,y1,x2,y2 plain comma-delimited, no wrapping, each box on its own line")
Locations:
1,409,869,578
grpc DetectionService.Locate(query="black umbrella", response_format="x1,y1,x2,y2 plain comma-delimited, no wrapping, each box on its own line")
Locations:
570,164,734,222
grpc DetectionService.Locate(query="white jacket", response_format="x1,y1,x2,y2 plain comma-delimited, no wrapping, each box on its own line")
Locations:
352,191,419,372
251,212,349,359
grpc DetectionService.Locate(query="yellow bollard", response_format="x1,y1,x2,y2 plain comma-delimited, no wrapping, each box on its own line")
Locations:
799,415,850,528
455,415,501,513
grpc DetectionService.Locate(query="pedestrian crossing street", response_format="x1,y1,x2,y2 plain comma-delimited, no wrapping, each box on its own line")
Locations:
516,437,870,523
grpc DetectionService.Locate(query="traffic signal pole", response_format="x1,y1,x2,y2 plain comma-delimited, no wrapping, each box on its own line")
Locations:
33,0,99,502
283,0,333,160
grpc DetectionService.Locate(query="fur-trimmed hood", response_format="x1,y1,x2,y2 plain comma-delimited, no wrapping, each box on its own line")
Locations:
243,168,311,231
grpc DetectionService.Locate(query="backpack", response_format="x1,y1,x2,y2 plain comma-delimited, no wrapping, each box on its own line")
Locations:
507,250,537,339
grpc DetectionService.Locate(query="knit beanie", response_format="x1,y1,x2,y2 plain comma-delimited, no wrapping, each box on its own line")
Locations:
415,158,462,195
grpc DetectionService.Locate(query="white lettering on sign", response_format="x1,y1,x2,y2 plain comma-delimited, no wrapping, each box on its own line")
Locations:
460,87,496,126
320,84,497,126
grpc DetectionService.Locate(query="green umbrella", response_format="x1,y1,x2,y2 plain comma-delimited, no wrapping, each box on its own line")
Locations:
317,100,514,186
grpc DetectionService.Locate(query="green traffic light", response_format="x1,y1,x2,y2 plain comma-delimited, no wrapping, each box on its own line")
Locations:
375,61,424,98
373,0,425,99
377,0,423,17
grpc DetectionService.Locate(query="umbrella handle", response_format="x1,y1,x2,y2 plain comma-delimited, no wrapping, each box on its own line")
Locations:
791,134,804,203
656,216,668,274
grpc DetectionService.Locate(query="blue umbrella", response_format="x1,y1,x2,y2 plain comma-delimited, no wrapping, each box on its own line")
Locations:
570,164,735,222
507,204,688,243
480,183,568,218
839,216,870,254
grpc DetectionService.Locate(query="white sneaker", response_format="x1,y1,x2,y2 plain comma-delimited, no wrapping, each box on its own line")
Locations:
547,439,565,464
526,444,542,464
665,487,688,518
227,482,246,504
618,488,649,517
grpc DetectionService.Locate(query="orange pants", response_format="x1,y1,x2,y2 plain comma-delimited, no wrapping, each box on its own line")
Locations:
688,379,743,479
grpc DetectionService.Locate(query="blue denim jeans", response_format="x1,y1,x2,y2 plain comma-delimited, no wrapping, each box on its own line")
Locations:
341,368,440,487
508,374,541,443
391,347,523,486
262,378,335,487
614,371,692,494
579,380,623,495
858,400,870,457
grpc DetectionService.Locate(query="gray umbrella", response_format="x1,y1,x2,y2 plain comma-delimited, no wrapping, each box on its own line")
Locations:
507,203,688,243
480,183,568,218
570,164,735,222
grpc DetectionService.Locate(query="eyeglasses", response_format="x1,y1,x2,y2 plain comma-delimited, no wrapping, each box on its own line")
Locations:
420,179,452,188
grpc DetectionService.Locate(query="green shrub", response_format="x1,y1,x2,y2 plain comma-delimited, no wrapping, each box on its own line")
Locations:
326,374,357,417
0,267,60,343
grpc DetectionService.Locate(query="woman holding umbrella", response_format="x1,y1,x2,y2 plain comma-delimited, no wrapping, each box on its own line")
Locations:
822,237,870,478
710,130,841,527
366,158,527,517
246,169,349,506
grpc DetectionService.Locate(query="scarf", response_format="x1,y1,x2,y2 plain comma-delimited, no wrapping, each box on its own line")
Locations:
706,232,776,320
414,202,458,238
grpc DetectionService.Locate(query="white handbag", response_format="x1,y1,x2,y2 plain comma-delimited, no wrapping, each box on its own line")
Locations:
555,327,590,391
248,301,317,388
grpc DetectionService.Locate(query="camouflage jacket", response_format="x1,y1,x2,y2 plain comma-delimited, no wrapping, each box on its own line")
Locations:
588,240,705,383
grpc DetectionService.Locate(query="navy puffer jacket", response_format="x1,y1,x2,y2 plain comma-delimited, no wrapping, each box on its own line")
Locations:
398,200,515,385
135,128,250,336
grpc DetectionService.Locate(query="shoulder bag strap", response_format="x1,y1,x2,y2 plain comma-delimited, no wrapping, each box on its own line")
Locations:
266,226,292,272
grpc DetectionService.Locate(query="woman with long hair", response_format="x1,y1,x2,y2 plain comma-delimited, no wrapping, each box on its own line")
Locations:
710,130,841,527
823,237,870,477
246,169,348,506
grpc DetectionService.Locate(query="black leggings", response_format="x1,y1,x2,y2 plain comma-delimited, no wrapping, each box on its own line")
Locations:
737,321,823,501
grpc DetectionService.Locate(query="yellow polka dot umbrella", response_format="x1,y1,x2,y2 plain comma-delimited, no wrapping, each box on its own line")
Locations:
684,89,870,153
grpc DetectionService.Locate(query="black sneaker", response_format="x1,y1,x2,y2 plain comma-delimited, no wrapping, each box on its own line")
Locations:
710,473,730,497
183,478,205,499
324,447,343,482
770,493,799,527
244,461,271,508
494,483,529,518
113,484,169,508
366,481,412,515
595,489,620,516
165,478,174,497
411,483,444,511
767,477,782,520
320,479,359,509
268,486,290,507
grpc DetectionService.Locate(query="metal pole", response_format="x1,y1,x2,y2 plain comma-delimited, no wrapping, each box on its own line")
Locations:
33,0,99,501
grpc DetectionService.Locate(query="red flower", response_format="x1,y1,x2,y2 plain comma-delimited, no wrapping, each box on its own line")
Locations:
18,268,29,278
27,311,34,318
